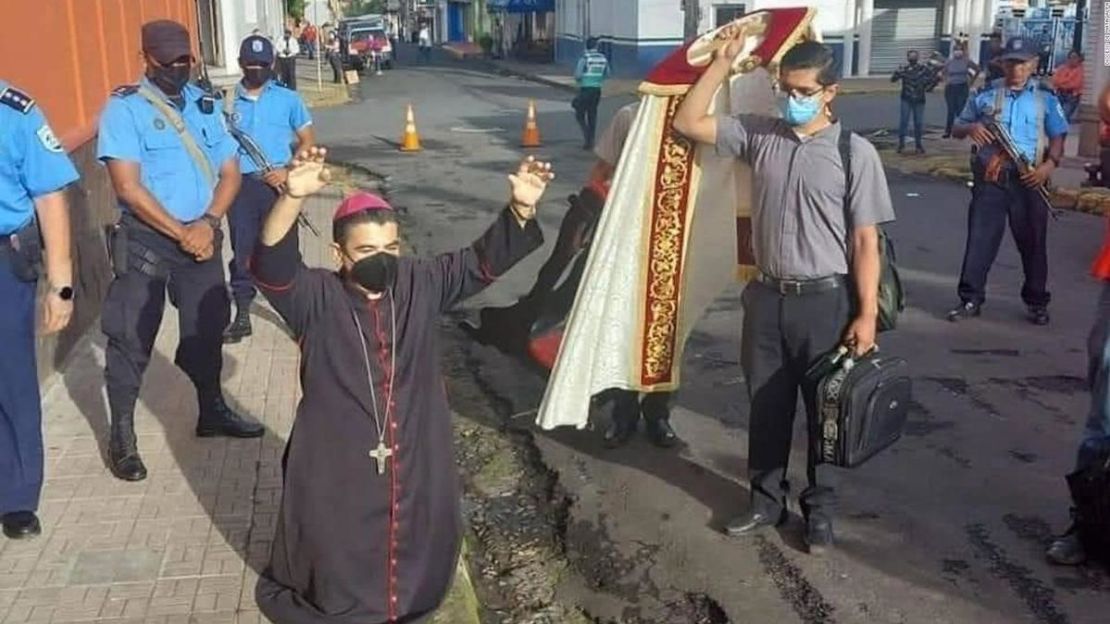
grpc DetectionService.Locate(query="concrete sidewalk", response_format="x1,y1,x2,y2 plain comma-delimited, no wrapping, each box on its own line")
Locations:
0,177,479,623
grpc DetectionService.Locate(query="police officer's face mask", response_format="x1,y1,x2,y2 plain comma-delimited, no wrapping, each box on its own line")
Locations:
242,65,272,89
151,59,192,95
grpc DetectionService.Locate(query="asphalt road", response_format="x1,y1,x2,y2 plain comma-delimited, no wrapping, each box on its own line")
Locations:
313,48,1110,624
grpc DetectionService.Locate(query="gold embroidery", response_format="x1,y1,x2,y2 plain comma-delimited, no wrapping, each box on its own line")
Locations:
641,95,695,384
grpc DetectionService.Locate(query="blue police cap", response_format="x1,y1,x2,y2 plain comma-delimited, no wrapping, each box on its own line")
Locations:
1000,37,1037,61
239,35,275,64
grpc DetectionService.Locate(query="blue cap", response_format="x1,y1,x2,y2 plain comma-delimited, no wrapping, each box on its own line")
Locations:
1000,37,1037,61
239,35,274,64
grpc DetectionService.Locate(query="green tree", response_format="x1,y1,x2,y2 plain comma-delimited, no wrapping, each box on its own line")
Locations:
286,0,306,20
347,0,386,15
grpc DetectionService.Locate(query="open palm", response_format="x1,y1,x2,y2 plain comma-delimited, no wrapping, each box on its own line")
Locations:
287,147,332,198
508,156,555,208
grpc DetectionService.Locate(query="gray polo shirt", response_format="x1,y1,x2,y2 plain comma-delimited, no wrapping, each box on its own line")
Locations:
716,115,896,280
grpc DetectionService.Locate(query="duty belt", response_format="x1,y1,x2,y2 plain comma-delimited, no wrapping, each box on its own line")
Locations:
757,273,845,296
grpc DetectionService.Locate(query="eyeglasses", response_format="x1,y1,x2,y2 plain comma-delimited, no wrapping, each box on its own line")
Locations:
775,86,825,99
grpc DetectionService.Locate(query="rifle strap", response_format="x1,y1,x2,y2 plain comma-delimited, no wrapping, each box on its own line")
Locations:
136,85,215,187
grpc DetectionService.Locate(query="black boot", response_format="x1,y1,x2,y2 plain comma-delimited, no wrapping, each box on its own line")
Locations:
641,392,679,448
603,391,640,449
108,411,147,482
804,514,835,555
223,304,253,344
196,394,264,438
2,512,42,539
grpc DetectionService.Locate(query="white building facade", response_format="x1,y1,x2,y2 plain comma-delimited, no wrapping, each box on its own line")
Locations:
197,0,290,83
554,0,1008,78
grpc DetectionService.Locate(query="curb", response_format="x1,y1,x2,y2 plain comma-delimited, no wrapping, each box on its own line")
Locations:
874,146,1110,215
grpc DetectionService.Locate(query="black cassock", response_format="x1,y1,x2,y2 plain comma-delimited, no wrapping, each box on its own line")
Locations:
252,208,542,623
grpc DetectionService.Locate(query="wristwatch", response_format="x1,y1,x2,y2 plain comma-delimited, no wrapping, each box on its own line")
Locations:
201,214,222,230
50,285,74,301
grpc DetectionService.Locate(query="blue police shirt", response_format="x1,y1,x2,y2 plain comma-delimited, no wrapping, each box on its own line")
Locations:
957,78,1069,164
0,81,80,235
97,78,239,222
227,80,312,175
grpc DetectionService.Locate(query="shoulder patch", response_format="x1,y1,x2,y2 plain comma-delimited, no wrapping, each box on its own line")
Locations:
0,87,35,113
111,84,139,98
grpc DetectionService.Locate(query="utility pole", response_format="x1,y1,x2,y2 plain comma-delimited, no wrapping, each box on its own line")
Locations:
681,0,701,43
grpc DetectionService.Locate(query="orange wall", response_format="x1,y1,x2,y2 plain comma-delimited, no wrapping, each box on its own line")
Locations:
0,0,199,151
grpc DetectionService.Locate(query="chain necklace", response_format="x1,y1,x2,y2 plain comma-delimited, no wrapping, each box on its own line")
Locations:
350,290,398,476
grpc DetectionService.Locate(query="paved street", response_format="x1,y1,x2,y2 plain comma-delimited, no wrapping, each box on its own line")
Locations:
1,45,1108,623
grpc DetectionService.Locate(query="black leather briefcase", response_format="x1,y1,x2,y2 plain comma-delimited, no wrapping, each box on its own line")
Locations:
811,347,912,468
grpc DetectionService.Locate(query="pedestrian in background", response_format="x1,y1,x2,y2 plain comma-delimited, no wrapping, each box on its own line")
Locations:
277,29,300,90
418,24,432,63
1051,50,1084,123
326,30,344,84
947,37,1068,326
942,43,979,138
891,49,939,154
1035,25,1053,77
0,79,78,540
985,32,1005,83
572,37,610,150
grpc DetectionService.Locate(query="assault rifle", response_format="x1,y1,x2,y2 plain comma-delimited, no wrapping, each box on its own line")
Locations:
981,104,1059,220
223,114,321,237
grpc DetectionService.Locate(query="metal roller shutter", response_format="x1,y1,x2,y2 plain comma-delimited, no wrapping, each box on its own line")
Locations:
871,0,941,74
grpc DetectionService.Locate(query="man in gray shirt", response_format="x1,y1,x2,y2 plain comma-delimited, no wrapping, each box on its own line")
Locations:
674,40,895,554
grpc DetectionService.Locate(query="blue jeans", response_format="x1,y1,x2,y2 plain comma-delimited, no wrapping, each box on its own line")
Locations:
1079,283,1110,469
899,99,925,150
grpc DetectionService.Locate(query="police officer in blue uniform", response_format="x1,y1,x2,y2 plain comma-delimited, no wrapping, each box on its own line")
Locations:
223,34,315,343
0,80,79,539
97,20,263,482
948,37,1068,326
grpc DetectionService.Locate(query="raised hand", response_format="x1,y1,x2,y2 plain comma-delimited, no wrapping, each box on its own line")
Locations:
507,156,554,219
286,147,332,199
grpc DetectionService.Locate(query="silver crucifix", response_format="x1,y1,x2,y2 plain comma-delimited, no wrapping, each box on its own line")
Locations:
369,441,394,475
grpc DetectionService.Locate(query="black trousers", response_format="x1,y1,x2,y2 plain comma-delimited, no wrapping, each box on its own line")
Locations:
277,57,298,90
573,87,602,148
228,176,279,308
327,52,343,83
957,167,1051,308
102,216,230,420
944,83,970,135
740,279,851,519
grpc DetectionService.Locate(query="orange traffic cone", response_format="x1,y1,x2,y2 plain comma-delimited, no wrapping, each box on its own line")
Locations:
401,104,422,152
521,100,541,148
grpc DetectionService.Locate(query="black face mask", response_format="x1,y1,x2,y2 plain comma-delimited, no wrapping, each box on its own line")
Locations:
242,67,272,89
347,252,399,293
151,63,191,95
908,58,919,65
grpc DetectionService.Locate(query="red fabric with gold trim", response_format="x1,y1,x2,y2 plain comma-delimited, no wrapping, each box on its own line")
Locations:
644,7,813,87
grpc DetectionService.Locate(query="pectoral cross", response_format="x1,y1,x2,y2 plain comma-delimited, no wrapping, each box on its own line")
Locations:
369,441,393,475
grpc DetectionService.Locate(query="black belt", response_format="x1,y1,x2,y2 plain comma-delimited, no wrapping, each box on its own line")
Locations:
757,273,845,296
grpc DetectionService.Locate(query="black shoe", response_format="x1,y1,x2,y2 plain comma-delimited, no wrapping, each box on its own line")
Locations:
1028,306,1050,326
2,512,42,540
725,508,787,536
223,307,253,344
603,394,640,449
641,393,679,448
107,437,148,482
915,147,926,155
196,396,264,438
947,301,981,322
804,516,834,555
942,132,952,139
896,145,905,154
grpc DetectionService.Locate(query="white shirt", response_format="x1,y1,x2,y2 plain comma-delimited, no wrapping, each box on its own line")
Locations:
418,28,431,46
278,36,300,58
